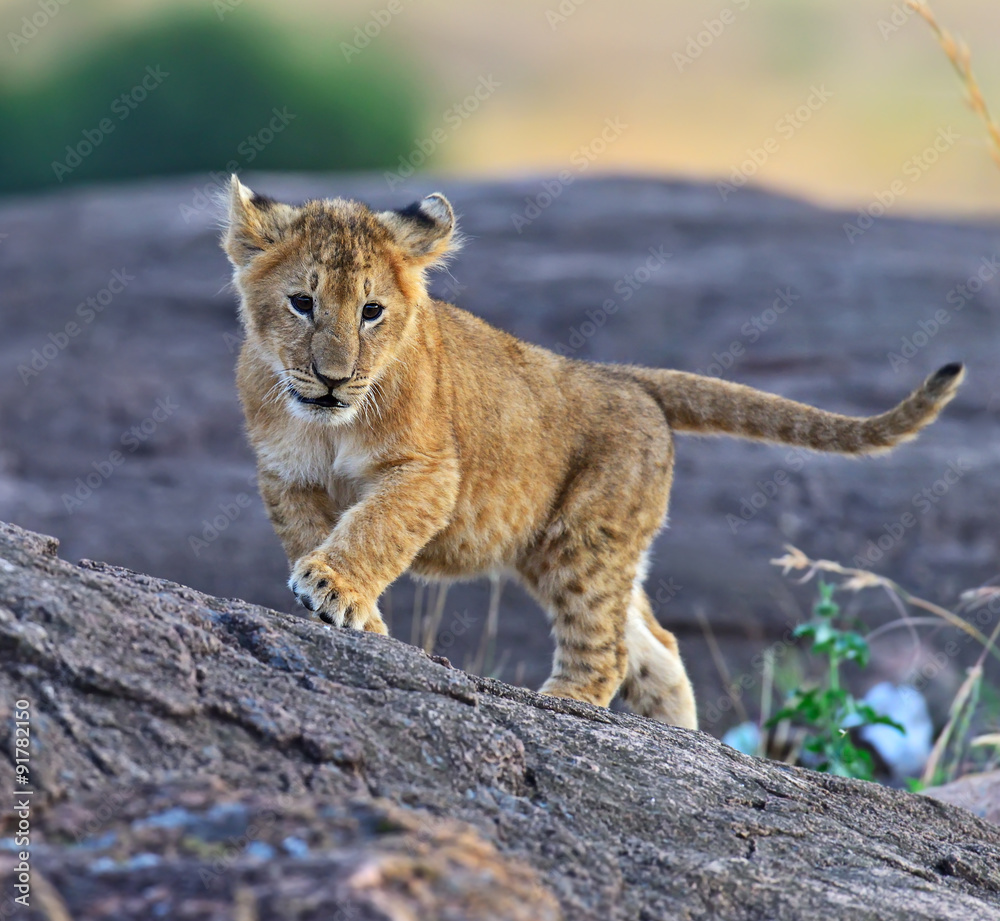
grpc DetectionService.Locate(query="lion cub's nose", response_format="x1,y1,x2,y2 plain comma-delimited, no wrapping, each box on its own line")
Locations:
312,362,351,390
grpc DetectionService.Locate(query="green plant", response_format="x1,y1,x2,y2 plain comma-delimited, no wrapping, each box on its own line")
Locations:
0,11,424,195
773,547,1000,787
767,581,903,780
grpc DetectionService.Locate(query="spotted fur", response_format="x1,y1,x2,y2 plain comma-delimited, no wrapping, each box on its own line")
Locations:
221,177,965,729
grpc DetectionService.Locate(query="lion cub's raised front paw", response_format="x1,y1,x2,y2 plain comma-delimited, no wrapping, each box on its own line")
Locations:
288,554,386,634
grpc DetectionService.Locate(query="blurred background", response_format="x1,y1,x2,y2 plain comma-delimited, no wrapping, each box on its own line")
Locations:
1,0,999,784
0,0,999,212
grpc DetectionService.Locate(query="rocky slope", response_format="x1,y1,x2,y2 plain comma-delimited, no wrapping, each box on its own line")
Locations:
1,519,1000,920
1,176,998,734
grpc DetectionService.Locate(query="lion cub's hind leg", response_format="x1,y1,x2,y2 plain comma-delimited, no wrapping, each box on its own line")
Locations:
520,396,685,718
528,554,632,710
618,587,698,729
516,513,638,708
519,496,658,711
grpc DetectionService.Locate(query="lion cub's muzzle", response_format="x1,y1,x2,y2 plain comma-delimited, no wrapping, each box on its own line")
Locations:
290,362,353,410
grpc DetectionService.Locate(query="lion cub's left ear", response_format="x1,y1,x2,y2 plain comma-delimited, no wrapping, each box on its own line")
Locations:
377,193,461,270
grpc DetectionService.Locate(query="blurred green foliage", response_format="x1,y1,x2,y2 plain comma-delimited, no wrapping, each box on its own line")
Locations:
0,13,423,195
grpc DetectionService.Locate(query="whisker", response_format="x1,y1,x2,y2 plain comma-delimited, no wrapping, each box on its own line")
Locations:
356,387,377,434
250,377,288,426
357,380,378,427
369,378,388,424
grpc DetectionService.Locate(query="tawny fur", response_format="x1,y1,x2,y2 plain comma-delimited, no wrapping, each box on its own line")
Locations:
221,177,965,730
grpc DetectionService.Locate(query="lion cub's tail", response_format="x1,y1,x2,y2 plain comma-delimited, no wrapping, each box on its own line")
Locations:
633,363,965,455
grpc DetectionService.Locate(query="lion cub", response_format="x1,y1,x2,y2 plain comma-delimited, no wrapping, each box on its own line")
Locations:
221,177,964,729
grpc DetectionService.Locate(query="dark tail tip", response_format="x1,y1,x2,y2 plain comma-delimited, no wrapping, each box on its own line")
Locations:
935,362,964,380
925,362,965,398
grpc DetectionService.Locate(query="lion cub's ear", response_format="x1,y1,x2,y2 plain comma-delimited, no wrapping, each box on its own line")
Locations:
377,193,461,271
221,176,294,269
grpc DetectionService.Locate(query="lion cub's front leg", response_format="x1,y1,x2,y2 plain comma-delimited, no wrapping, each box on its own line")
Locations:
258,471,340,565
256,474,382,629
288,456,459,635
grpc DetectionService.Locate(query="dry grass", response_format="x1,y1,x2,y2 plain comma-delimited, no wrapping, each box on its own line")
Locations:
406,576,508,678
421,583,451,654
470,574,504,676
31,872,74,921
908,0,1000,169
233,887,260,921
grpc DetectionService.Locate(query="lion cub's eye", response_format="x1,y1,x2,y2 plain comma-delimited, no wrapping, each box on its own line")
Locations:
361,303,384,322
288,294,313,315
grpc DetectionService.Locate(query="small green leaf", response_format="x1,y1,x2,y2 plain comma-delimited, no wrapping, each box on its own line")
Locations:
834,632,870,666
814,581,839,619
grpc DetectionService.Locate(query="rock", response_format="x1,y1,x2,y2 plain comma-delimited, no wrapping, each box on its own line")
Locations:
925,770,1000,828
1,176,997,734
2,519,1000,919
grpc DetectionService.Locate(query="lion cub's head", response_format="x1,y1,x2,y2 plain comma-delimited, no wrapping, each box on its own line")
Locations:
221,177,458,426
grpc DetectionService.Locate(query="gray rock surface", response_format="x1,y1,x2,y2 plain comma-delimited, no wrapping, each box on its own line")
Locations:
2,519,1000,920
1,175,998,733
926,769,1000,828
